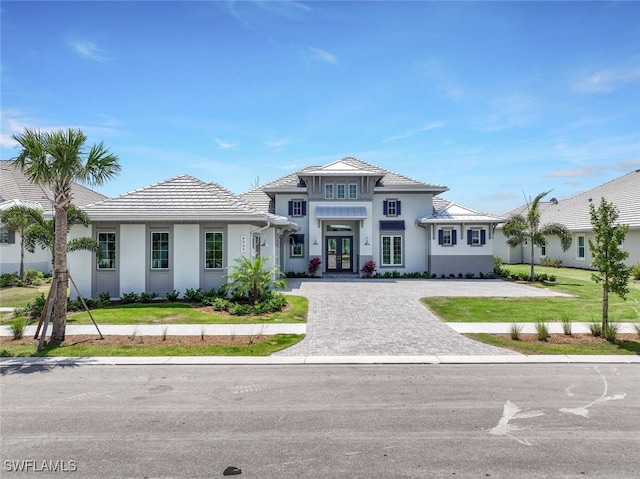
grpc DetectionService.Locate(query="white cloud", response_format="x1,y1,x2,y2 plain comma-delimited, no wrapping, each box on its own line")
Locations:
266,139,289,151
382,122,444,143
69,40,107,62
215,138,240,150
309,47,338,65
544,158,640,179
572,64,640,94
415,60,463,101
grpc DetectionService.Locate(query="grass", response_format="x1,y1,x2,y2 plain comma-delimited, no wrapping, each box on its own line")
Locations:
466,333,640,355
0,295,308,325
0,284,50,308
0,334,304,357
422,265,640,323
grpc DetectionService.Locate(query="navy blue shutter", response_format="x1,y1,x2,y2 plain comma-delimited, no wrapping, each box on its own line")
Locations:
481,230,486,245
452,230,457,245
396,201,401,215
438,229,444,245
288,201,293,216
301,201,307,216
467,230,472,245
383,200,388,215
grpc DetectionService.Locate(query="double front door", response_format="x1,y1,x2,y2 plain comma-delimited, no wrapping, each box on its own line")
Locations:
326,236,353,272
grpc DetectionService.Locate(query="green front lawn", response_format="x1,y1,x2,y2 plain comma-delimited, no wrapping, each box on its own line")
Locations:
0,284,50,308
422,265,640,323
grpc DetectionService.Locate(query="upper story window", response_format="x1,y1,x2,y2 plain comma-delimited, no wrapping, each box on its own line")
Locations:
348,184,357,199
97,232,116,269
151,231,170,269
337,184,346,199
205,232,223,269
288,200,307,217
384,199,401,216
325,183,334,199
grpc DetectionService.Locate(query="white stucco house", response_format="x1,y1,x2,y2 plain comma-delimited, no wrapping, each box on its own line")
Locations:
494,169,640,269
0,160,107,275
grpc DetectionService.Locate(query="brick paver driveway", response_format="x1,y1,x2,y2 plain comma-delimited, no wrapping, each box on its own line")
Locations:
276,278,569,356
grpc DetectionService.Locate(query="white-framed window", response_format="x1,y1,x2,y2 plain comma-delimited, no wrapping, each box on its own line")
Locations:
348,183,357,199
325,183,334,199
289,234,304,257
205,231,223,269
577,235,586,260
385,199,398,216
151,231,170,269
540,244,546,257
336,184,346,199
292,200,303,217
0,228,11,244
471,229,481,246
382,235,403,266
97,232,116,269
439,228,457,246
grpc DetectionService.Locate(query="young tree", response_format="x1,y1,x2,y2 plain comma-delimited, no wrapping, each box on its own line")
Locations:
24,205,101,268
0,205,41,278
224,255,286,303
502,191,572,280
11,128,120,345
588,197,630,332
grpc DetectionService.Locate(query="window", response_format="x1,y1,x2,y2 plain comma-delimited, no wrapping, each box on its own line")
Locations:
289,234,304,257
151,232,169,269
289,200,306,217
205,232,223,269
348,184,357,199
97,232,116,269
466,229,486,246
337,184,346,199
540,245,546,257
577,235,585,259
438,228,457,246
384,199,401,216
0,228,11,244
325,183,334,199
382,235,403,266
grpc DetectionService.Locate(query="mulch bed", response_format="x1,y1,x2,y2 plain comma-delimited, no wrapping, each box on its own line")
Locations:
0,335,272,347
494,333,639,345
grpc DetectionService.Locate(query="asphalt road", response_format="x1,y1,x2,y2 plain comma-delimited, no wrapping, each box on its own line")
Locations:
1,364,639,478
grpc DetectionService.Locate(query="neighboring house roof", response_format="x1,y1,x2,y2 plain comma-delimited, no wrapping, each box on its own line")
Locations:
0,160,108,208
419,199,505,225
82,174,293,225
0,198,45,212
500,169,640,231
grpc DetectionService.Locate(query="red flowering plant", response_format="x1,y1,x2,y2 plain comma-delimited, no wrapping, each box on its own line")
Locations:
308,257,322,276
361,260,377,278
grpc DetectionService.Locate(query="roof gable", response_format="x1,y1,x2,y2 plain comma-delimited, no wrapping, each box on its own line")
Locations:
420,199,504,224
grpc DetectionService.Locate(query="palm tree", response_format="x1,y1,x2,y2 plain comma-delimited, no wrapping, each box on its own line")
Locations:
224,255,286,303
0,204,41,278
503,190,572,281
24,205,101,268
11,128,120,345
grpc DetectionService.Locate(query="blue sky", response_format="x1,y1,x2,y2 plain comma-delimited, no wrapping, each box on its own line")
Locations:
2,1,639,215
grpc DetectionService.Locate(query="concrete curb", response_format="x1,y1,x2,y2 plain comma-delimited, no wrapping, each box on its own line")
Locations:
2,354,639,367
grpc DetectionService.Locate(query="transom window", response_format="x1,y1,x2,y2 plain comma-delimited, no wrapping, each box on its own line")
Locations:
151,232,170,269
325,183,334,199
382,235,403,266
97,232,116,269
348,184,357,199
205,232,223,269
336,184,346,199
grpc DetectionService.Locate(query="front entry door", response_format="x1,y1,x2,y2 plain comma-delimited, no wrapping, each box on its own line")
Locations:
326,236,353,272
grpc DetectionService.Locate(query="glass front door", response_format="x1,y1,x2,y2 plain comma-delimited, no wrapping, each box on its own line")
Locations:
326,236,353,272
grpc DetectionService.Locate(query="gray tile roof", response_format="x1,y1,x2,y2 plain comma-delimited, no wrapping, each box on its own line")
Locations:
256,157,448,194
0,160,108,209
420,198,505,224
501,169,640,230
83,175,285,223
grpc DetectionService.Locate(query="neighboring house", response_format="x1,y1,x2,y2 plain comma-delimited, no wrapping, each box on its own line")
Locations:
242,157,503,278
494,169,640,269
0,160,107,275
67,157,502,299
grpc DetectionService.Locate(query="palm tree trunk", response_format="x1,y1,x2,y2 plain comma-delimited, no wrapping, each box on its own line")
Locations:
530,240,535,281
50,201,69,345
19,236,25,279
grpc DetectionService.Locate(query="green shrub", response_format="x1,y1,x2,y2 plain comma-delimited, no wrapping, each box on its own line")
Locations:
165,290,180,301
23,269,44,286
139,291,158,303
228,303,253,316
67,298,84,312
589,320,603,337
464,273,475,279
536,321,549,341
541,257,563,268
0,272,19,288
202,296,231,311
493,256,504,275
183,288,204,303
120,292,139,304
510,323,522,341
630,264,640,280
8,315,29,340
254,293,287,314
603,322,619,342
561,316,572,335
25,293,46,319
